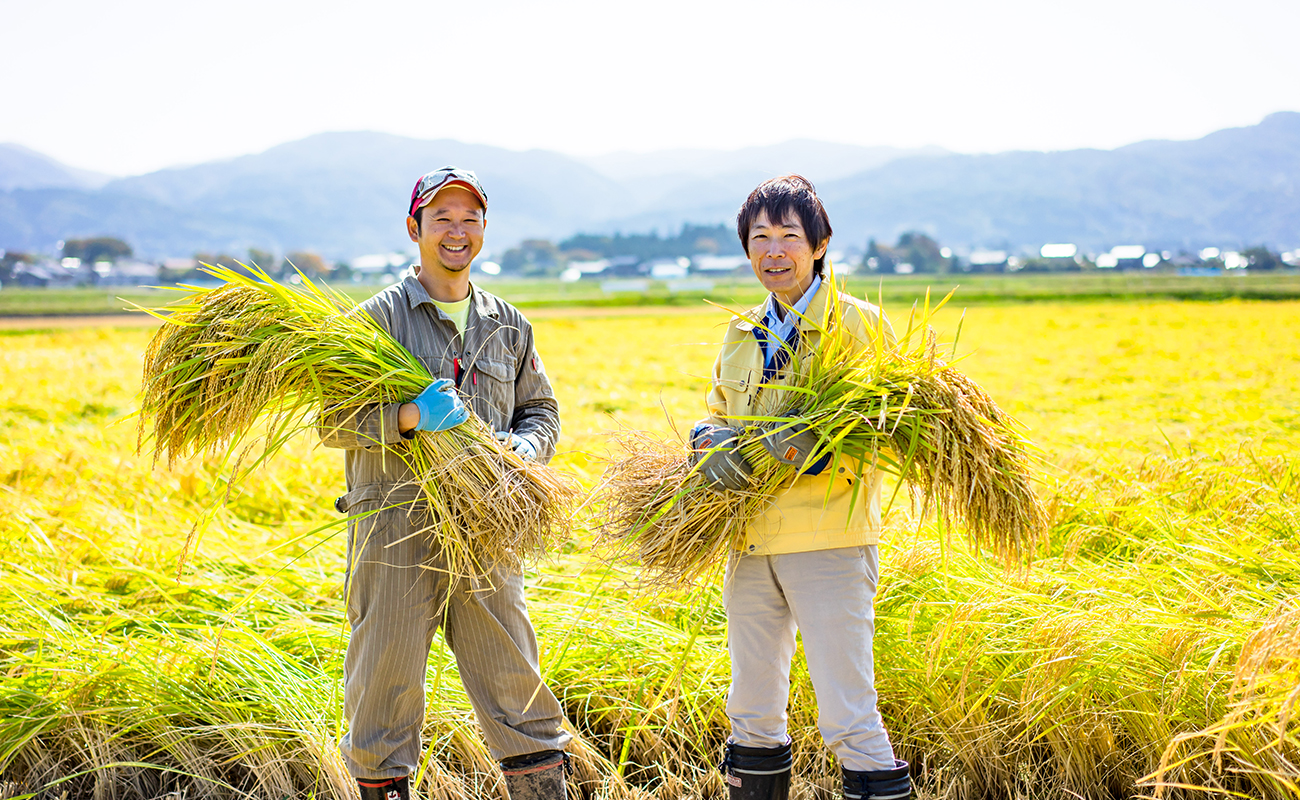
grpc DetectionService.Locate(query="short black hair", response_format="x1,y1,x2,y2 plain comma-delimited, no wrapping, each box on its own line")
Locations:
736,174,833,275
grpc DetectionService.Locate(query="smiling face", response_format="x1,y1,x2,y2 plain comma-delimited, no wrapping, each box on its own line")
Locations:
745,209,828,306
406,185,486,278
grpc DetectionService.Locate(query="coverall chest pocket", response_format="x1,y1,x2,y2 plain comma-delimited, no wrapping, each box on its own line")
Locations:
468,356,515,431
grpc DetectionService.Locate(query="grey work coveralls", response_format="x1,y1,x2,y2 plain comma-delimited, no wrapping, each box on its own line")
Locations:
319,276,570,779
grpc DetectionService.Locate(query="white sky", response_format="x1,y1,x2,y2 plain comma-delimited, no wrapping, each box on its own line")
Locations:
3,0,1299,176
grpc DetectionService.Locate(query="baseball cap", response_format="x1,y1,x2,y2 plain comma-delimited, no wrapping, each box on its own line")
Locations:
408,166,488,217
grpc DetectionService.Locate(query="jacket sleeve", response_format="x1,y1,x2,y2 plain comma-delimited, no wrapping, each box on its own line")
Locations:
508,322,561,465
317,402,408,451
703,346,731,428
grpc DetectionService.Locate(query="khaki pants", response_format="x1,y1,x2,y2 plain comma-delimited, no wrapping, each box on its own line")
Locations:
723,545,896,772
340,504,571,779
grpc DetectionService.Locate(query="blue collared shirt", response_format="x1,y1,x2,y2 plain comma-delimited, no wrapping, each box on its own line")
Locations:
761,273,822,366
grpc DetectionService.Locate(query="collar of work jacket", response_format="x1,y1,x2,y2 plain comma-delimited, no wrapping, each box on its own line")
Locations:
398,275,513,371
733,271,833,336
401,274,499,320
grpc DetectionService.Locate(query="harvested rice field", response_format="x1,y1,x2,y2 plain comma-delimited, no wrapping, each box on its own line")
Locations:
2,298,1299,799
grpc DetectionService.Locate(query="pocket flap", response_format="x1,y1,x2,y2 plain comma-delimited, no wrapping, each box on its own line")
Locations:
474,357,514,382
714,365,754,392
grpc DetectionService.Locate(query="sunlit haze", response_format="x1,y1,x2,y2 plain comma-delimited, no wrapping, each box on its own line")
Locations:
3,0,1299,176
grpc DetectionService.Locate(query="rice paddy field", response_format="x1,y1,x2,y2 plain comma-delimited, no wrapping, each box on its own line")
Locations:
2,296,1299,799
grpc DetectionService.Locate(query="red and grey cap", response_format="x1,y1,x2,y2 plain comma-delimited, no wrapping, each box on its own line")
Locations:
408,166,488,217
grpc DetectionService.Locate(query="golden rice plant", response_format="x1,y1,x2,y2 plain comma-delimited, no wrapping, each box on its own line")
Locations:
136,264,575,577
1144,600,1300,798
598,282,1047,586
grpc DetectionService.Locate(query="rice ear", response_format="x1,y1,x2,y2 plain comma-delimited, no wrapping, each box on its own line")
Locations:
137,265,575,578
596,271,1046,585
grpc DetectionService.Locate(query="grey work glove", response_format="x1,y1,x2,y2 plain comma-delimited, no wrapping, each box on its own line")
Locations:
759,413,830,475
688,422,753,492
494,430,538,461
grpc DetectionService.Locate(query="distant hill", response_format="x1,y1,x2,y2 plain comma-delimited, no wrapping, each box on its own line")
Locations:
816,111,1300,252
1,133,633,258
0,186,241,256
570,141,947,238
0,144,111,192
1,116,1297,259
99,133,632,258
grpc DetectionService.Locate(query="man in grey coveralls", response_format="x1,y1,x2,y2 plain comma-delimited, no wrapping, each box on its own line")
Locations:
319,167,571,800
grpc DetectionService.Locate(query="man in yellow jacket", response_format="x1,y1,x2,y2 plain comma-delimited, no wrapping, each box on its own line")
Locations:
692,175,912,800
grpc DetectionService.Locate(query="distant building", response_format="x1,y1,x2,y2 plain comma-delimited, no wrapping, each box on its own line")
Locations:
966,250,1008,272
97,259,159,286
826,250,849,274
1040,243,1077,259
646,257,689,280
1222,251,1247,269
590,255,644,279
1108,245,1147,269
691,254,748,273
350,253,410,283
568,258,612,275
162,258,198,272
11,260,76,288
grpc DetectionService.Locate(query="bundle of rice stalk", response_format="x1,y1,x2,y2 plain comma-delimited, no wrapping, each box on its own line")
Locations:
136,263,575,577
598,282,1046,587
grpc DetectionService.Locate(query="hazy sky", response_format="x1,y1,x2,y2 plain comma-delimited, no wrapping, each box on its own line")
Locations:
4,0,1299,176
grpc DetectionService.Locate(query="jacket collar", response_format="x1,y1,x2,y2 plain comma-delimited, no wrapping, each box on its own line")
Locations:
797,277,833,332
402,274,500,318
470,283,501,318
734,275,833,332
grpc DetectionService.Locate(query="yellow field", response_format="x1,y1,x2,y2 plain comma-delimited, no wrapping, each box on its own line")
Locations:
2,298,1299,799
547,299,1300,460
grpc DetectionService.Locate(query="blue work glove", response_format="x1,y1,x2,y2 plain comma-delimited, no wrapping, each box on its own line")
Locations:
411,378,470,432
689,422,753,492
495,430,538,461
759,413,831,475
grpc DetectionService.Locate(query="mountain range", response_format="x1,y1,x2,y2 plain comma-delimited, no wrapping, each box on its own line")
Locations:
0,144,111,193
2,113,1297,260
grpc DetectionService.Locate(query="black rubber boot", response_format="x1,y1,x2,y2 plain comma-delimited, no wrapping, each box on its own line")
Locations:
718,739,792,800
842,759,912,799
357,775,410,800
501,749,569,800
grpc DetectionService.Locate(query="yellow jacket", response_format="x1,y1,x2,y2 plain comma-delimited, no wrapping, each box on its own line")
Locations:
704,279,894,555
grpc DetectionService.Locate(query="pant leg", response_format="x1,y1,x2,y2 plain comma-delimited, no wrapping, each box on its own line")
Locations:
443,564,572,760
774,546,896,771
723,553,799,748
341,505,447,779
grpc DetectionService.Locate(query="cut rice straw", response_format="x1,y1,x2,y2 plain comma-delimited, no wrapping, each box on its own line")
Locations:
134,264,575,579
597,276,1047,587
